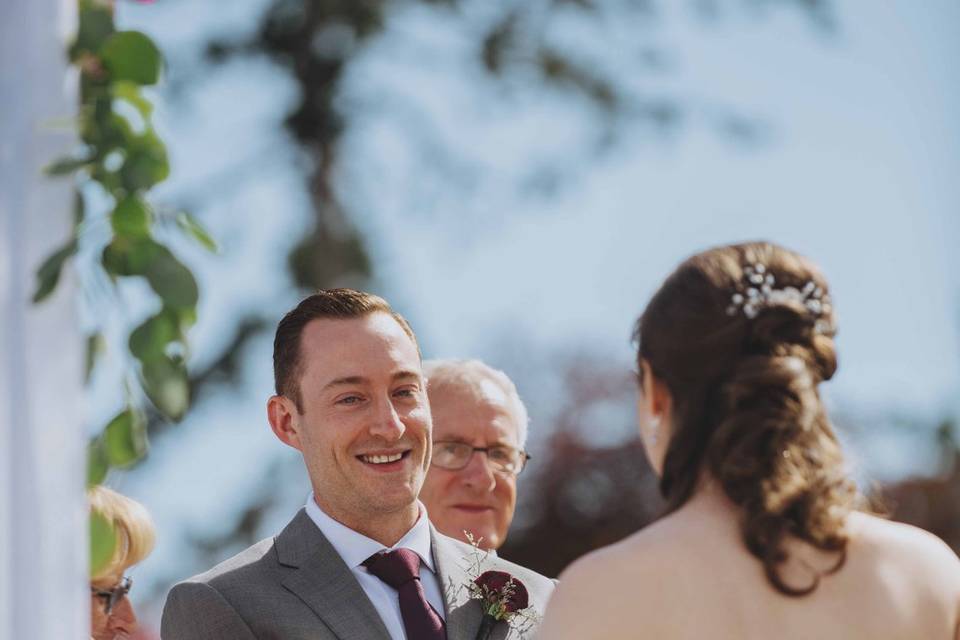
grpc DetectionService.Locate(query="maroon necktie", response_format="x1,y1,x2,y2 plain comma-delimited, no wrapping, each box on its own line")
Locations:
364,548,446,640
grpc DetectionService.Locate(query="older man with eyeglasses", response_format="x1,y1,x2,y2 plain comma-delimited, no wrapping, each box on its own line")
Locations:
419,359,530,551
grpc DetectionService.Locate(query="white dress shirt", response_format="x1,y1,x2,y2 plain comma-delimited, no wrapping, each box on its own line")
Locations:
304,496,446,640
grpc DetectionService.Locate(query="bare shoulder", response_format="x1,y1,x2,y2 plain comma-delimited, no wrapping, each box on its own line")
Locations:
851,513,960,638
538,523,688,640
561,515,692,585
850,512,960,581
848,511,960,629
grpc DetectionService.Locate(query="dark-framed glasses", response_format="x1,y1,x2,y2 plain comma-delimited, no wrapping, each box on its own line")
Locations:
91,576,132,615
431,441,530,475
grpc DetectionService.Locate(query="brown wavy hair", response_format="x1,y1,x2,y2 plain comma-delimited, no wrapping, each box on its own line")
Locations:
633,241,862,596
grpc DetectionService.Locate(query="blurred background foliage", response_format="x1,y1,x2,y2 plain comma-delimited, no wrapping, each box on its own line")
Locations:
41,1,212,488
37,0,220,574
67,0,960,633
146,0,841,425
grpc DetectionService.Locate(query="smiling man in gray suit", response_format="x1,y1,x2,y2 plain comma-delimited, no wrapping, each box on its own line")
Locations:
161,289,554,639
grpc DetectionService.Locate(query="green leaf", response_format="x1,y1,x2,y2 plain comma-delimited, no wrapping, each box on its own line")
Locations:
121,130,169,192
71,1,115,59
111,196,152,239
145,249,199,310
98,112,136,151
176,305,198,330
176,211,219,253
32,239,78,303
73,190,86,225
113,81,154,118
89,509,118,577
101,236,162,276
103,409,148,467
85,333,106,384
100,31,162,85
141,355,189,421
44,156,91,176
129,310,178,361
87,439,109,487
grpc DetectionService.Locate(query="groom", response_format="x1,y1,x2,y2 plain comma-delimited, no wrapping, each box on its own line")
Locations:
161,289,554,639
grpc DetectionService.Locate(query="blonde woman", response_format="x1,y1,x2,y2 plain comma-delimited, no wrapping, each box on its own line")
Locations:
89,486,156,640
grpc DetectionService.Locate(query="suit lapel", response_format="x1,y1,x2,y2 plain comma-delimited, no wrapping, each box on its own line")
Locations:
432,527,486,640
276,510,392,640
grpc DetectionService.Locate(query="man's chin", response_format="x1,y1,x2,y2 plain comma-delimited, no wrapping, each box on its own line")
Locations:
360,484,420,515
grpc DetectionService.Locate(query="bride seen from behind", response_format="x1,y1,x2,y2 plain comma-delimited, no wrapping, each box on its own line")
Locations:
538,241,960,640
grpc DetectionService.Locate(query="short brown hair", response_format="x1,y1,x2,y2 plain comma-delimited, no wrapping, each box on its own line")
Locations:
273,288,419,411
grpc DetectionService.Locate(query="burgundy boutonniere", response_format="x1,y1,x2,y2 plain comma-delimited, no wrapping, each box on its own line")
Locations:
470,570,530,640
459,532,539,639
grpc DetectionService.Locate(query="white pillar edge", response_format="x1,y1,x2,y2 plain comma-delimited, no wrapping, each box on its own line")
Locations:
0,0,86,638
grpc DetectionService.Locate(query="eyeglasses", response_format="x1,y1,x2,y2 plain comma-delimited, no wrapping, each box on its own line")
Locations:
431,441,530,476
91,576,132,615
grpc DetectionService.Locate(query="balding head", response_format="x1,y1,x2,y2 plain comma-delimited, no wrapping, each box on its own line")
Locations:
423,359,529,447
420,359,528,550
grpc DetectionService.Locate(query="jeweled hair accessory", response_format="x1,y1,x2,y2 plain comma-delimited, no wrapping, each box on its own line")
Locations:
725,263,833,333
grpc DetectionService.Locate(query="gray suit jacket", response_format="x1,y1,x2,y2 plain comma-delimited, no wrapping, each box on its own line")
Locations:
161,509,555,639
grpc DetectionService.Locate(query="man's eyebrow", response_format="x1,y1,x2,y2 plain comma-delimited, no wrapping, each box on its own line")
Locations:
322,376,366,391
321,371,421,391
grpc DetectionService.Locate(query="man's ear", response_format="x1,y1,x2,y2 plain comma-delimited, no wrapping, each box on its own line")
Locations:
268,395,303,451
640,359,673,423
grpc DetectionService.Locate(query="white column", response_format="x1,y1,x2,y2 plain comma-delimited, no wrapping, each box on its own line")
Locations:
0,0,86,638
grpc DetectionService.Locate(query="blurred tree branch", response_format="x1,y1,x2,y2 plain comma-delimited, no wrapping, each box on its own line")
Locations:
153,0,837,422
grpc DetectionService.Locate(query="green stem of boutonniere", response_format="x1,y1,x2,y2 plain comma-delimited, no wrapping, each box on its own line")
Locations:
475,613,498,640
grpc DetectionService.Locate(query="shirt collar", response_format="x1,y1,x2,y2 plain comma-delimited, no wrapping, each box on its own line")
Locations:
304,494,436,573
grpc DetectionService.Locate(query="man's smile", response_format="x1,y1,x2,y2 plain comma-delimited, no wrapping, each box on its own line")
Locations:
356,449,413,471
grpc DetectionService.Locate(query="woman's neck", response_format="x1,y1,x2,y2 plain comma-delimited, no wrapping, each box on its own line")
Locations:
676,474,742,530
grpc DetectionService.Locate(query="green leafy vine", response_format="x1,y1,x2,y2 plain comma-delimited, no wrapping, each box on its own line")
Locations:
37,0,215,495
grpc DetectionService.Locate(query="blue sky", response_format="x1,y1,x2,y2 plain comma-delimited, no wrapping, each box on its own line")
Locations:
115,0,959,628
